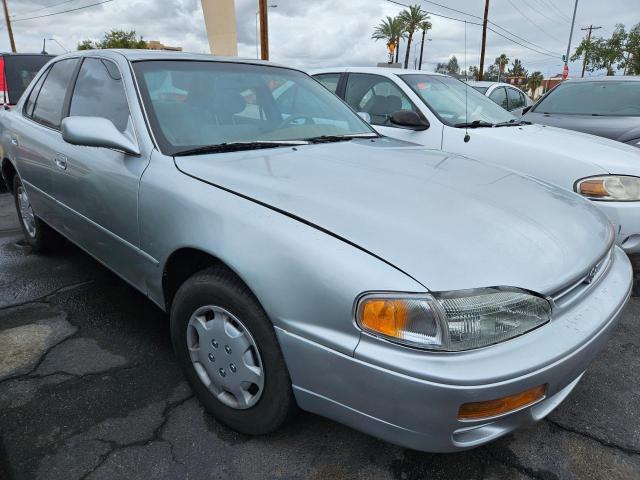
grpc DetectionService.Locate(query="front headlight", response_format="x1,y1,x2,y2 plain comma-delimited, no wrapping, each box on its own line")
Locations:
356,288,551,351
576,175,640,201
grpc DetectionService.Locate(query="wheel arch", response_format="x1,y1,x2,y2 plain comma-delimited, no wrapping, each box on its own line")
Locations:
161,247,259,314
1,157,17,194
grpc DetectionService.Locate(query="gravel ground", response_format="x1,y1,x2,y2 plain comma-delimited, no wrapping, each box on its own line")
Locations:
0,192,639,480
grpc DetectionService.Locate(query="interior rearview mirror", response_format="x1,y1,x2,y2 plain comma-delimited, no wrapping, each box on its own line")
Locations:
61,116,140,155
357,111,372,123
390,110,429,131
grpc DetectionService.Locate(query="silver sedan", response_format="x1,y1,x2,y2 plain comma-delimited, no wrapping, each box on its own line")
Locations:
0,50,632,452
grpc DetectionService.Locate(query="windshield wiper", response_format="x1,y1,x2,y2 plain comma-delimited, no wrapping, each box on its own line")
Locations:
453,120,494,128
173,140,308,157
494,119,533,127
304,133,379,144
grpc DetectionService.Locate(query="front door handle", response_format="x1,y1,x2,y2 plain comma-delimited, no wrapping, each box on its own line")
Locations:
54,154,67,170
10,135,18,146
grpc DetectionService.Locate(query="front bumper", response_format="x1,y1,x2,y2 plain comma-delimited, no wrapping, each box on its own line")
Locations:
594,201,640,254
277,247,632,452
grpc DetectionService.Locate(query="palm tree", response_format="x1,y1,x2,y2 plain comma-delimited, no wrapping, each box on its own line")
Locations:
417,19,432,70
495,53,510,82
527,71,544,99
398,5,429,69
372,16,405,64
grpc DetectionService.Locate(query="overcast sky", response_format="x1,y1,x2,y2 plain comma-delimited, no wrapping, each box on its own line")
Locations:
3,0,639,77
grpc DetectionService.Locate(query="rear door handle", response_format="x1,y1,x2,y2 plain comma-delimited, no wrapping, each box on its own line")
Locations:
54,154,67,170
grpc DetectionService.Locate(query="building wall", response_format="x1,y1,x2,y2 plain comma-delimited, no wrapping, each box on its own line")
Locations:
201,0,238,56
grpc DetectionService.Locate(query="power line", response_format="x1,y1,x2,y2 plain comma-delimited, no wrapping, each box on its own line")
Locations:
506,0,563,42
12,0,114,22
385,0,561,59
12,0,81,17
522,1,568,27
537,0,572,23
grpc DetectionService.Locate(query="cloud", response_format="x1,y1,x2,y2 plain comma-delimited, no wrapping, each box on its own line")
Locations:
3,0,637,77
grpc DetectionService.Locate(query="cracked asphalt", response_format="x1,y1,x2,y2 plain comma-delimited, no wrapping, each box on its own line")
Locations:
0,192,639,480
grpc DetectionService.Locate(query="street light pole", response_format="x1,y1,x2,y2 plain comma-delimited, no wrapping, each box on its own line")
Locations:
564,0,579,78
256,3,277,60
478,0,490,80
48,38,69,53
1,0,16,53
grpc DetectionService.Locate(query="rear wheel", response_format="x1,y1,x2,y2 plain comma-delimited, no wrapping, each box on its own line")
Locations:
13,175,61,252
170,266,296,434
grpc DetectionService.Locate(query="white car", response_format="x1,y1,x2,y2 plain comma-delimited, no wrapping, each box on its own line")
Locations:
466,80,533,116
309,67,640,258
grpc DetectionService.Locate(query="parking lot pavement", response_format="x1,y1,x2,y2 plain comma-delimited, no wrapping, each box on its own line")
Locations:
0,192,639,480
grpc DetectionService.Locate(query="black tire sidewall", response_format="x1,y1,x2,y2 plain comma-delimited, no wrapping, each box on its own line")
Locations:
13,175,42,248
170,268,295,435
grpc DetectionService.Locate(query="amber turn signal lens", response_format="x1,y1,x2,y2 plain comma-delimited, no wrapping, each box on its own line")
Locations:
578,179,608,197
458,385,547,421
361,299,408,338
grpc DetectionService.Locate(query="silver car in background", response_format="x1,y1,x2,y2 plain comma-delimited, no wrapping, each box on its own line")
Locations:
0,50,632,452
467,80,533,116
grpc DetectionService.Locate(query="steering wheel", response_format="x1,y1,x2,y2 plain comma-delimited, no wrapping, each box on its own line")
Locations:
277,115,315,129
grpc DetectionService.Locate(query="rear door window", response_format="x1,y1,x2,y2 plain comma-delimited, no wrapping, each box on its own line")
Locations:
345,73,416,126
3,55,55,104
24,67,49,118
31,58,78,129
489,87,509,110
70,58,131,133
507,88,525,110
314,73,341,93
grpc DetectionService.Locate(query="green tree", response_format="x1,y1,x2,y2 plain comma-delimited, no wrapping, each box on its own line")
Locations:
527,71,544,98
77,29,148,50
621,22,640,75
417,19,432,70
571,23,630,76
468,65,479,80
435,56,460,76
398,4,429,69
507,58,527,78
372,16,405,63
494,53,510,82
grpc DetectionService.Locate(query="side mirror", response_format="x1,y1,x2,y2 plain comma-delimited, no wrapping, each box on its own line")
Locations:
61,116,140,155
521,105,532,115
390,110,429,131
357,111,372,123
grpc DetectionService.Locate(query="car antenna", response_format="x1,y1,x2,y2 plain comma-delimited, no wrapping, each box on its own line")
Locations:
464,20,470,143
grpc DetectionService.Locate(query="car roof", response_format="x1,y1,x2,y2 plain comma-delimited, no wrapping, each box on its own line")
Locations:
565,76,640,83
51,49,293,69
466,80,514,87
307,66,448,77
1,52,55,57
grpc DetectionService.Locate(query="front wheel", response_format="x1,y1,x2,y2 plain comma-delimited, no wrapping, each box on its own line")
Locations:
13,175,61,252
170,266,297,434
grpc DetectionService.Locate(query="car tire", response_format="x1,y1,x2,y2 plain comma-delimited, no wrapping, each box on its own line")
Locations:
12,175,62,252
170,265,297,435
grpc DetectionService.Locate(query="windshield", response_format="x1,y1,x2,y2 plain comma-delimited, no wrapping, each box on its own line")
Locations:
133,60,374,155
4,55,54,104
400,74,514,126
533,81,640,116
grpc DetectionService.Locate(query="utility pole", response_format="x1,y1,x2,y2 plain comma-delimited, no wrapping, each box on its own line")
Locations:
580,25,601,77
478,0,490,80
2,0,16,53
564,0,579,79
259,0,269,60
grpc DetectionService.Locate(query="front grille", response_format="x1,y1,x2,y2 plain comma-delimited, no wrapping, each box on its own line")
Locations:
550,247,613,306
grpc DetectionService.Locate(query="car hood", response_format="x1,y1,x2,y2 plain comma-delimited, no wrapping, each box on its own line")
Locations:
448,123,640,183
523,112,640,144
175,139,612,294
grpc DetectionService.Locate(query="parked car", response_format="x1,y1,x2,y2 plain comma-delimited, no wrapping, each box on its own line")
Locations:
522,76,640,147
0,53,55,192
0,53,55,106
1,51,632,453
467,80,532,116
310,67,640,258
